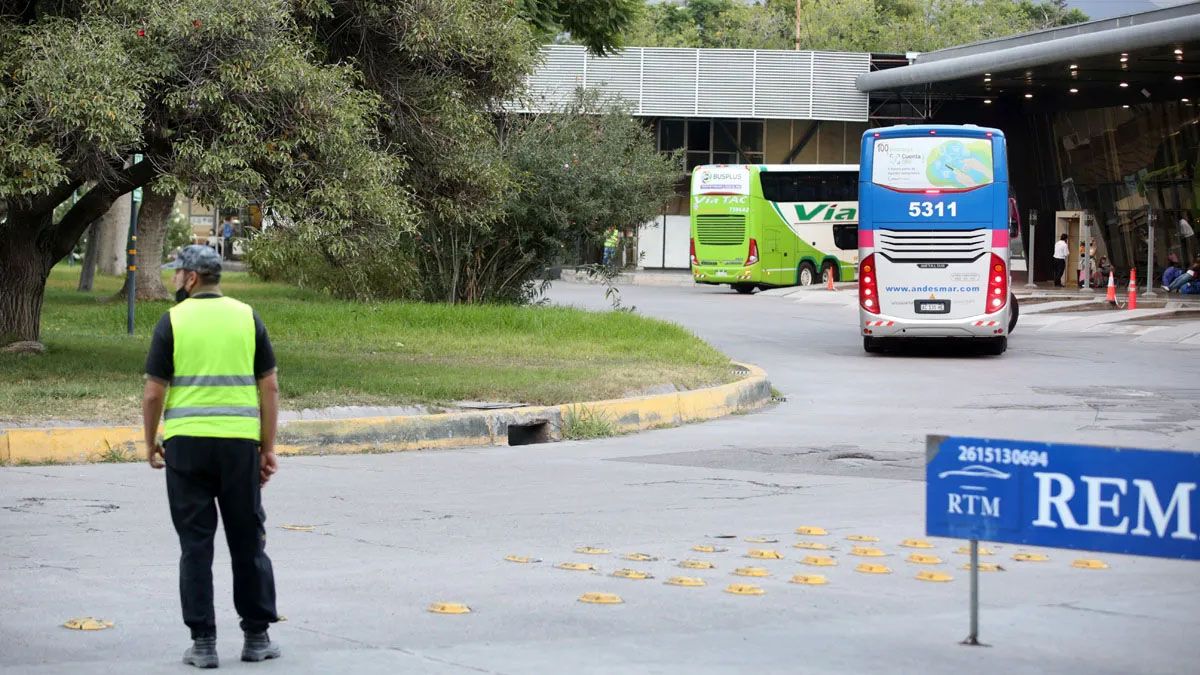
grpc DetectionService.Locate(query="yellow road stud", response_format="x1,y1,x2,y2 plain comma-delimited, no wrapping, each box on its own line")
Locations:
556,562,595,571
724,584,765,596
1012,552,1049,562
955,545,994,555
1072,559,1109,570
692,545,727,553
622,553,658,562
680,559,715,569
855,563,891,574
793,541,830,550
960,562,1002,572
281,525,315,532
611,568,652,580
900,539,934,549
850,546,887,557
915,570,953,583
846,535,879,542
795,526,828,536
504,555,540,564
733,566,770,577
790,574,828,585
578,592,623,604
63,617,114,631
906,554,944,565
574,546,610,555
744,536,778,543
666,576,706,587
747,549,783,560
802,555,837,567
427,603,470,615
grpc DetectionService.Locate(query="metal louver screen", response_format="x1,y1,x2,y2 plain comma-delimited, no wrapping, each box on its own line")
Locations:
587,50,642,107
698,50,755,117
811,52,870,121
643,48,697,115
696,215,746,246
753,51,814,119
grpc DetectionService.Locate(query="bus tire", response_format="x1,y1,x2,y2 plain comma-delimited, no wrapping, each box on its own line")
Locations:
863,336,880,354
797,262,817,286
733,283,756,295
1008,293,1019,333
821,261,839,283
984,336,1007,355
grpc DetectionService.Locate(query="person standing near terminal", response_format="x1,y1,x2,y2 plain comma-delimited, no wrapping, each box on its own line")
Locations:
142,244,282,668
1052,233,1069,287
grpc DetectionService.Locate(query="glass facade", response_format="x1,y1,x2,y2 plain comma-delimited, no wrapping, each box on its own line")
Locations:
1051,102,1200,276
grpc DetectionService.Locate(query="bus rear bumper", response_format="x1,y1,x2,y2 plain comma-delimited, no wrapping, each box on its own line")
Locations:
860,312,1008,339
693,267,756,284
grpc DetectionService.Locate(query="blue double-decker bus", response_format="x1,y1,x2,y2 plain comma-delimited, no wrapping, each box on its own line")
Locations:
858,124,1017,355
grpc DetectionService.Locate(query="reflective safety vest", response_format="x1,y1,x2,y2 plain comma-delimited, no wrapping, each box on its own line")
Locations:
163,296,260,441
605,229,620,248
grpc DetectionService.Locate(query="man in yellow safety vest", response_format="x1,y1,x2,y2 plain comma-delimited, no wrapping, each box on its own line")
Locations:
143,244,282,668
603,227,620,266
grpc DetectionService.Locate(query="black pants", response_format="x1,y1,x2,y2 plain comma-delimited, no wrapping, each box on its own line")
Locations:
1052,258,1066,286
165,437,277,639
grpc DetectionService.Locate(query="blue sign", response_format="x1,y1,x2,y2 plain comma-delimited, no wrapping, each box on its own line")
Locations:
927,436,1200,560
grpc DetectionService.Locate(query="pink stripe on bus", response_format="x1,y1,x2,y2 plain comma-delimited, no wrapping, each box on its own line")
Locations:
992,230,1009,247
859,229,874,247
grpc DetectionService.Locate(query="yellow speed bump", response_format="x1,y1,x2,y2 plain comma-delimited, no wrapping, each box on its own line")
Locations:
900,539,934,549
733,566,770,578
427,603,471,615
680,559,715,570
915,570,953,583
574,546,610,555
795,526,828,536
855,563,891,574
906,554,944,565
611,568,653,580
802,555,837,567
692,545,727,553
744,536,778,544
724,583,765,596
504,555,540,564
281,524,315,532
955,545,994,555
63,617,113,631
850,546,887,557
790,574,828,586
1072,559,1109,570
961,562,1003,572
793,541,831,550
846,535,879,542
622,553,658,562
578,592,623,605
556,562,595,572
666,576,706,587
747,549,783,560
1012,552,1049,562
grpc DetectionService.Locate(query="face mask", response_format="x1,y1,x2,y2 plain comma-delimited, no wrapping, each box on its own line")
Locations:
175,287,190,303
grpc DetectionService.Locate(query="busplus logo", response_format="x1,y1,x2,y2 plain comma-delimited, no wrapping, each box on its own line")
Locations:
794,203,857,222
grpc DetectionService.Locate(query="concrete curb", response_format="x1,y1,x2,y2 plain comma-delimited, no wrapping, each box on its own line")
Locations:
0,363,771,465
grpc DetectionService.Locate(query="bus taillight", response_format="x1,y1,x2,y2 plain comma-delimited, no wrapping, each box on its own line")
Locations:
690,238,698,266
859,254,880,314
744,238,759,266
986,253,1008,314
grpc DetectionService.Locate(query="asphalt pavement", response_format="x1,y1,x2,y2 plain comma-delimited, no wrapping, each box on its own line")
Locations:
1,280,1197,674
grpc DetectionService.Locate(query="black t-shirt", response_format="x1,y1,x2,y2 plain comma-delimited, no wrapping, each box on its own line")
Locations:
144,294,277,383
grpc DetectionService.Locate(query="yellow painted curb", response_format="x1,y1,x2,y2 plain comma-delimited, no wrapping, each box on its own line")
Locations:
1,362,770,465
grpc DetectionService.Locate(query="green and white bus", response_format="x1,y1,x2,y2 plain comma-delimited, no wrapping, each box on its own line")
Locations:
689,164,859,293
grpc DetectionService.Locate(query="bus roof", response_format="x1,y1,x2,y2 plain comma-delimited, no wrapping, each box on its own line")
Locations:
693,164,859,173
865,124,1004,140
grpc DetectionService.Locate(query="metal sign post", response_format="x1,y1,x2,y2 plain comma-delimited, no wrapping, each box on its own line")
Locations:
1080,214,1092,292
965,539,980,646
125,153,143,336
1024,210,1038,288
1145,207,1157,297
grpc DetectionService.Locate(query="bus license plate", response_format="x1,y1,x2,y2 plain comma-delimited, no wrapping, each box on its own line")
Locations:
915,300,950,314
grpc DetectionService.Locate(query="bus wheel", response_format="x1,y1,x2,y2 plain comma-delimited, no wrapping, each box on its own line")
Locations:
984,337,1007,355
733,283,756,294
1008,293,1019,333
821,261,839,284
863,336,880,353
797,262,817,286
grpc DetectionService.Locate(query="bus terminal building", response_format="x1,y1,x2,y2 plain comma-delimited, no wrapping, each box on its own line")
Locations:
521,3,1199,281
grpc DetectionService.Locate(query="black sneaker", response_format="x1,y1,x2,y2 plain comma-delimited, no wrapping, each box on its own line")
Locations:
183,636,219,669
241,631,281,662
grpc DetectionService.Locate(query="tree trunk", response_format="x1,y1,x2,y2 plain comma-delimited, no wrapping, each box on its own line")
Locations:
96,193,132,277
0,228,51,345
113,185,173,301
78,222,99,292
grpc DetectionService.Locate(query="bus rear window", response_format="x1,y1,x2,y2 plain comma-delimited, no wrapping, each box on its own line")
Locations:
760,172,857,203
832,224,857,251
871,136,994,190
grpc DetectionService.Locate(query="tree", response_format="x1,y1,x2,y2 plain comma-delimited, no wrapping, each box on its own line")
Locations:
0,0,408,346
518,0,643,54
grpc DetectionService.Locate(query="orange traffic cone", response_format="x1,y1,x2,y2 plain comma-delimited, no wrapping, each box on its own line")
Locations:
826,266,836,291
1127,268,1137,310
1105,270,1117,306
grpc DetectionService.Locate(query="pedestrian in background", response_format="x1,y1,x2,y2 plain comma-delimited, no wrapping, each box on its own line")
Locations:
143,244,282,668
1052,233,1069,287
222,216,235,261
603,227,620,267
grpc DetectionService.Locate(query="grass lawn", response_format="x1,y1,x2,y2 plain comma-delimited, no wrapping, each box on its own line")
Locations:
0,268,735,425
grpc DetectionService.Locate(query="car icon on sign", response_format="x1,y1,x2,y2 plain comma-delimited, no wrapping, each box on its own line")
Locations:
937,464,1011,480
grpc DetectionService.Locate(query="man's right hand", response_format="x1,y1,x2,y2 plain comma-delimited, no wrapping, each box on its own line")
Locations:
147,442,165,469
259,450,278,487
